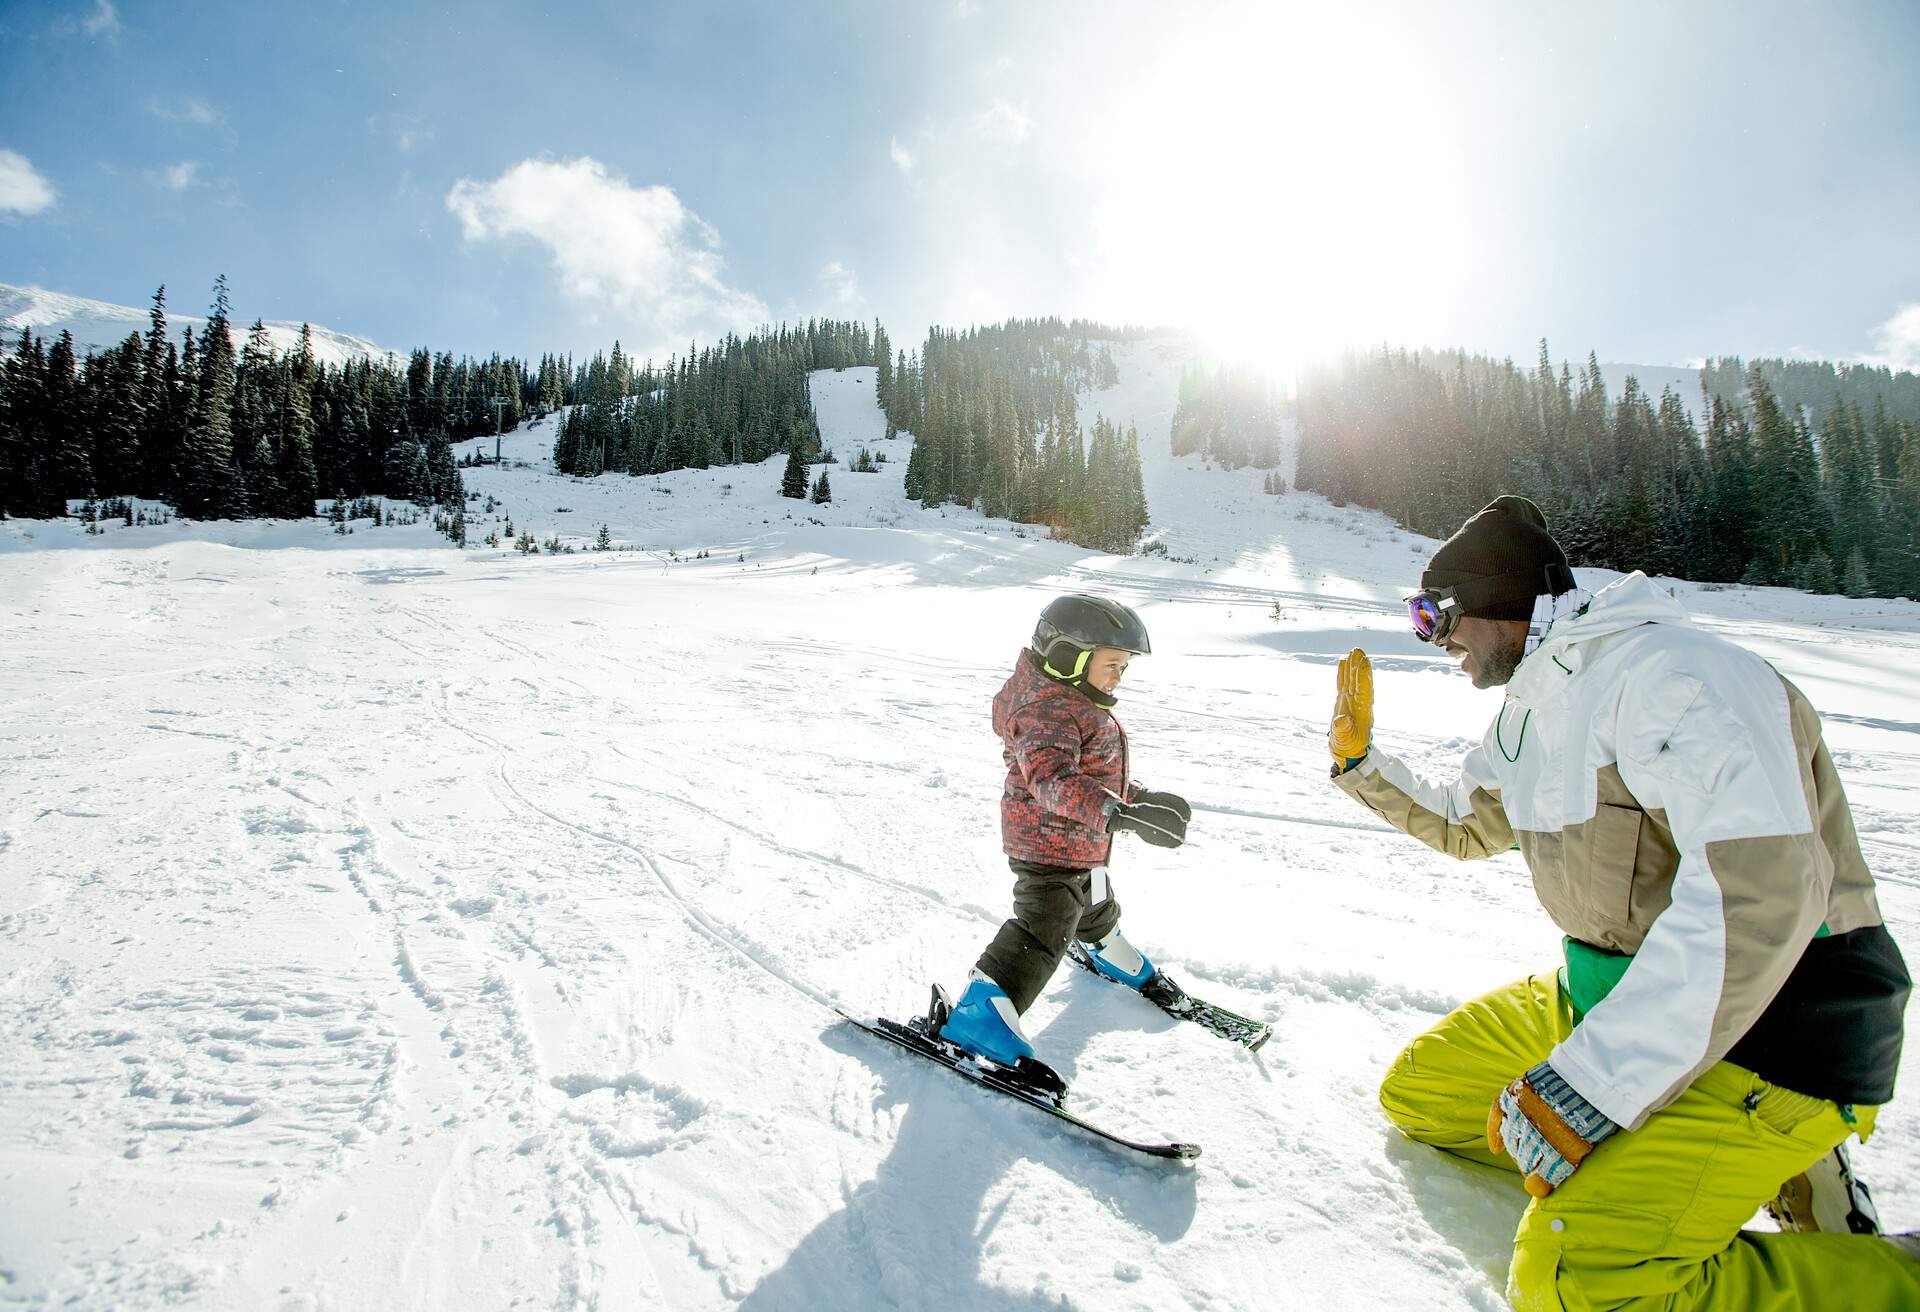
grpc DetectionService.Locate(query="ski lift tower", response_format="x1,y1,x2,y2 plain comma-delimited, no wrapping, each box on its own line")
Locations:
489,395,509,464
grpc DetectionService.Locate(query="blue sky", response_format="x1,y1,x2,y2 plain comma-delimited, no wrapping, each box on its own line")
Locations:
3,0,1918,372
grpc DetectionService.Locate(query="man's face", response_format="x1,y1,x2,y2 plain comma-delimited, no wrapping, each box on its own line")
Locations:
1085,646,1132,695
1440,616,1528,689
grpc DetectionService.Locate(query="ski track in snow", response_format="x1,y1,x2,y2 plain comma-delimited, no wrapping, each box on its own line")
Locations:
3,354,1919,1309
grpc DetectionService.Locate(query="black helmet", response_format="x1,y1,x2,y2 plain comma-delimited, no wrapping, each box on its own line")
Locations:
1032,594,1151,677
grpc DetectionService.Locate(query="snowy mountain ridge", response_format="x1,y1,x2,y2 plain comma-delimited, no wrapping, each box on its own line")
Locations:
0,282,396,369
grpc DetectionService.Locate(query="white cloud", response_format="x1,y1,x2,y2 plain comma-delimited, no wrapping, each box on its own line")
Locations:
971,99,1031,143
0,149,57,215
446,156,767,354
154,160,202,191
80,0,120,39
150,96,224,129
889,135,917,176
1868,304,1920,372
819,261,862,310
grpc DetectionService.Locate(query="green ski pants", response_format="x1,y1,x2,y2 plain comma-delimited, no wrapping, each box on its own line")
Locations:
1379,971,1920,1310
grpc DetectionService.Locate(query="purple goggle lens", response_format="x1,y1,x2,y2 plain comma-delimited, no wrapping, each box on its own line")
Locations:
1407,591,1453,643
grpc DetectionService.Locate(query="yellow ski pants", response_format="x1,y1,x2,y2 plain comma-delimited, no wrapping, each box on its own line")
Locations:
1379,972,1920,1310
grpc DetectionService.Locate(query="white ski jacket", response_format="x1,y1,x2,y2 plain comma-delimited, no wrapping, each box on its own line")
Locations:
1334,572,1907,1130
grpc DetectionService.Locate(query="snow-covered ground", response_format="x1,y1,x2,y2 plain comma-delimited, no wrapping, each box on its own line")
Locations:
4,346,1918,1310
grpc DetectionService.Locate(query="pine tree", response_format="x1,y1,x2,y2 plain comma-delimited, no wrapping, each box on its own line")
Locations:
1799,550,1837,595
86,338,145,497
780,442,808,498
385,439,424,502
1884,421,1920,599
232,320,274,493
1843,547,1872,598
409,443,433,505
901,431,925,501
137,286,173,498
1701,396,1758,582
272,333,319,517
0,333,21,517
8,331,58,516
178,277,238,519
1821,399,1877,586
424,431,462,505
43,332,92,509
1117,421,1149,546
810,467,832,504
1748,368,1826,579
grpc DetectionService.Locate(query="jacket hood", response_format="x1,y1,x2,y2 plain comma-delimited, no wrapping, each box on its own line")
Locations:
993,650,1116,741
994,650,1071,741
1509,572,1693,702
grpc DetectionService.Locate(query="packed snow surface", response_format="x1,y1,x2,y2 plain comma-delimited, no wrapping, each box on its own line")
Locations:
4,348,1918,1309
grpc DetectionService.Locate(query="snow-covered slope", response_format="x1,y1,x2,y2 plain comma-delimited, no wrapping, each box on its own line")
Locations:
1599,361,1706,413
0,282,396,367
3,353,1918,1309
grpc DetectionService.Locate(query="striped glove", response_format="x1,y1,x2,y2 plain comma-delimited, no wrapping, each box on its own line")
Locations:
1488,1061,1619,1198
1105,790,1190,848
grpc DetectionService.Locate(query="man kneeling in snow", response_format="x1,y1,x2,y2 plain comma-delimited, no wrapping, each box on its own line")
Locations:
1329,495,1917,1310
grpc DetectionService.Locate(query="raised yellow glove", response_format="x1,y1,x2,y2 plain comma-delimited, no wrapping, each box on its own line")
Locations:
1329,647,1373,765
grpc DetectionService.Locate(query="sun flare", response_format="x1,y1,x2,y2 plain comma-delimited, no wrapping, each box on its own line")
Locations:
1069,7,1474,374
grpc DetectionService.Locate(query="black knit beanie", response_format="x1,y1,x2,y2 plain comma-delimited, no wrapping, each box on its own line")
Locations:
1420,495,1574,622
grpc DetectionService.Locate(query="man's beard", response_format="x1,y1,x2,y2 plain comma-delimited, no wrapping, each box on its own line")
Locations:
1474,629,1527,688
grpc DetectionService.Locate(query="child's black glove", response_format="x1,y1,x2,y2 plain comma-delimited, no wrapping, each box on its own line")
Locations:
1106,790,1191,848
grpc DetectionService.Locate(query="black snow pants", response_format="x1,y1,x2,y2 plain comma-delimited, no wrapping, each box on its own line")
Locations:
975,859,1122,1014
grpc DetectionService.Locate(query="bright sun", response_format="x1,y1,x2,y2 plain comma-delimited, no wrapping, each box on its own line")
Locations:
1068,8,1475,376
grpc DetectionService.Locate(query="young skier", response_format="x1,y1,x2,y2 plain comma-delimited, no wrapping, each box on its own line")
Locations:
937,594,1193,1070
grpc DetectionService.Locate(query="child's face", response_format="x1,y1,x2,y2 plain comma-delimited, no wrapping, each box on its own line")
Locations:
1085,646,1132,695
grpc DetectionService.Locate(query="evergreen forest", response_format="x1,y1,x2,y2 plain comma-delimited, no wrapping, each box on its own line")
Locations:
18,280,1915,599
888,317,1150,554
1294,342,1920,599
546,319,873,477
1170,362,1283,469
0,279,532,521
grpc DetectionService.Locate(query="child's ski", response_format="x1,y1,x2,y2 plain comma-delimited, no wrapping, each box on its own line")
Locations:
1066,942,1273,1051
834,1004,1201,1163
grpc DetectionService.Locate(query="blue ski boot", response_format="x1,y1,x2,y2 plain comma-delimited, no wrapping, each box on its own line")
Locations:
1076,930,1157,990
937,972,1035,1068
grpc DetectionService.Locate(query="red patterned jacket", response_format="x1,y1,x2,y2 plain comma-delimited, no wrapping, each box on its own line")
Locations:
993,650,1132,868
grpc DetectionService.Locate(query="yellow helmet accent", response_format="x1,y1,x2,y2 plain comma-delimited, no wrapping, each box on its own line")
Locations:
1043,648,1091,681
